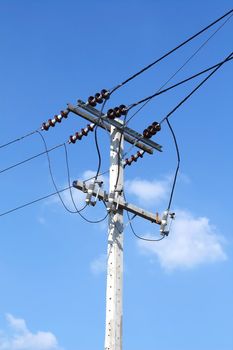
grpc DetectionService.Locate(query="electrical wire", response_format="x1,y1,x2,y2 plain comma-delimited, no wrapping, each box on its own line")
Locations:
123,51,232,160
165,118,180,211
0,186,72,218
94,100,108,181
0,143,64,175
37,131,109,224
114,114,127,191
127,55,233,113
125,13,233,126
0,129,39,150
160,50,233,124
110,8,233,95
125,210,165,242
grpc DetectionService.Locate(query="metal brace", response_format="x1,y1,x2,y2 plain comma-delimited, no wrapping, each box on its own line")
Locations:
85,180,103,206
160,210,176,236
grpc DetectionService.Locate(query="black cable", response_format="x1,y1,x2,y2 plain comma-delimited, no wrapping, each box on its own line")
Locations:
114,114,127,191
0,130,38,150
0,186,72,217
122,52,233,159
37,131,108,224
63,142,87,213
166,118,180,211
127,55,233,112
125,210,165,242
0,143,64,175
125,13,233,126
110,8,233,95
160,50,233,124
94,100,108,181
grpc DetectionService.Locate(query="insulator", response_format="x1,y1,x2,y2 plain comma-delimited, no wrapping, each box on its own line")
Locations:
55,115,61,123
107,108,116,119
143,129,150,138
148,125,156,136
42,122,49,131
48,119,55,127
69,123,95,144
41,109,70,131
124,150,144,167
137,150,143,158
101,89,110,100
143,121,161,139
88,96,96,107
81,128,88,136
114,107,121,118
119,104,127,115
61,110,69,118
95,93,103,104
87,124,95,132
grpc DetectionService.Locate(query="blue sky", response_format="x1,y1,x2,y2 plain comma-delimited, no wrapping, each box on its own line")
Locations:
0,1,233,349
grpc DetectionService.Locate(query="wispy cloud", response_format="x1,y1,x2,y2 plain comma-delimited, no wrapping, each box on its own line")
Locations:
125,176,170,206
0,314,62,350
90,254,106,275
138,210,227,271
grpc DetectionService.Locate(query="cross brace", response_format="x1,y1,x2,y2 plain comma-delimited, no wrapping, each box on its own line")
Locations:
68,104,154,154
73,180,160,225
77,100,163,153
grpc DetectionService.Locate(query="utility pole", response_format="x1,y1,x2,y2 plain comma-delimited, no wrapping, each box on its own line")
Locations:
70,100,173,350
104,124,124,350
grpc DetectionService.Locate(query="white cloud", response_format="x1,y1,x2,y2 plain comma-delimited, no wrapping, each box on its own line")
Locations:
125,177,170,205
0,314,62,350
90,254,106,275
138,210,227,271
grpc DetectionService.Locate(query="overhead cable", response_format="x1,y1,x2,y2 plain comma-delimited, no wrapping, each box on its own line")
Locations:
37,131,108,224
109,9,233,95
127,55,233,112
160,50,233,124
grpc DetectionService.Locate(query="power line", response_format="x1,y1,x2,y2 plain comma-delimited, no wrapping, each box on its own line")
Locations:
125,208,165,242
0,129,39,150
0,143,64,175
37,131,109,224
0,186,71,218
122,51,232,159
166,118,180,211
160,50,233,124
110,8,233,94
127,55,233,113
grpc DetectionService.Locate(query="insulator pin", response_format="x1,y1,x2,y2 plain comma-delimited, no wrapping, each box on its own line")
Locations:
106,104,127,120
124,150,144,167
41,109,70,131
69,123,95,144
143,121,161,139
86,89,110,106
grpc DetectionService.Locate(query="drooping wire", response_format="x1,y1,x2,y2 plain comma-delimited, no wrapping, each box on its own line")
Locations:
94,99,108,181
125,207,165,242
165,118,180,211
114,114,127,191
0,169,111,219
110,8,233,95
160,50,233,125
37,131,109,224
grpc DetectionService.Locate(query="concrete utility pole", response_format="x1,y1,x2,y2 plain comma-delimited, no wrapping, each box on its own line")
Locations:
104,124,124,350
70,100,172,350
